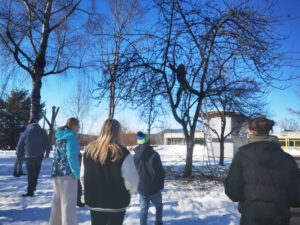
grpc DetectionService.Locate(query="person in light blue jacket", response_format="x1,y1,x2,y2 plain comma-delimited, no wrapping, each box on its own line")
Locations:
49,118,80,225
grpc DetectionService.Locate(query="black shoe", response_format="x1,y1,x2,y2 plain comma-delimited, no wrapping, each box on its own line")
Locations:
77,201,85,208
18,172,26,176
22,192,34,197
13,171,20,177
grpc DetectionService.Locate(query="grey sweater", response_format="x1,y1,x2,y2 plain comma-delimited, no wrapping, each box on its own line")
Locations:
17,123,51,158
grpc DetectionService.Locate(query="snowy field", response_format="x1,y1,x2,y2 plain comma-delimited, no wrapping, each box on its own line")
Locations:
0,145,265,225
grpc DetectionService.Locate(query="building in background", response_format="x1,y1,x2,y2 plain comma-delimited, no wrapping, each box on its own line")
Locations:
163,131,204,145
272,131,300,150
163,112,300,161
163,112,248,160
205,111,248,159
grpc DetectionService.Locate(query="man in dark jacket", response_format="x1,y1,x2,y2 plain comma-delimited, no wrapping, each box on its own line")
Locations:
134,131,165,225
225,117,300,225
17,118,51,197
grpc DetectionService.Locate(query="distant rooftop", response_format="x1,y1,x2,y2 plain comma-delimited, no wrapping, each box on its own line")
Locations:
161,129,202,134
202,111,247,119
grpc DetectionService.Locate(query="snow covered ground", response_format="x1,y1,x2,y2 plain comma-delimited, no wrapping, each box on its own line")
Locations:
286,148,300,157
1,145,240,225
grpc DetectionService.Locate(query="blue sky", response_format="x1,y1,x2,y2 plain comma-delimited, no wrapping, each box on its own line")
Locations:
3,0,300,134
264,0,300,125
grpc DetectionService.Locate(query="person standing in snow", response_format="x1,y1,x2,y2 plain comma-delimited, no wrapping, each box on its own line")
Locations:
81,119,139,225
14,130,26,177
225,117,300,225
49,118,81,225
133,131,165,225
13,155,26,177
16,118,51,197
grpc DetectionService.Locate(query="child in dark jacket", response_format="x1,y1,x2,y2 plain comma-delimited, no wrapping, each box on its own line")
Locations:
133,131,165,225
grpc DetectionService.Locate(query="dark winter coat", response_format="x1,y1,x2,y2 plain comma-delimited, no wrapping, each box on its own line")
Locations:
16,123,51,158
83,147,131,209
225,141,300,225
134,144,165,196
290,208,300,225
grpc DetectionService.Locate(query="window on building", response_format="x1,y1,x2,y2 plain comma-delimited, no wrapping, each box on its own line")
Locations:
295,139,300,147
279,140,286,147
167,138,185,145
289,140,295,147
194,138,205,145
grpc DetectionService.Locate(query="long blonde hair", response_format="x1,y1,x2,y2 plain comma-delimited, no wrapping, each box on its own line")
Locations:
86,119,123,165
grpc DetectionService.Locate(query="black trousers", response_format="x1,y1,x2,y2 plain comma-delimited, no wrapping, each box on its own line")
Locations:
77,180,83,203
77,153,83,203
90,211,126,225
25,157,43,194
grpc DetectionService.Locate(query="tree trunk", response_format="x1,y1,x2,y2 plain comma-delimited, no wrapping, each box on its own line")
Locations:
219,137,225,166
219,118,226,166
147,127,151,136
184,137,194,177
109,77,115,119
30,77,42,122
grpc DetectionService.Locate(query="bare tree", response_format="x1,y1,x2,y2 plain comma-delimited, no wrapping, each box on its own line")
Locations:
0,0,89,121
279,118,300,131
0,59,20,98
138,88,167,136
42,105,59,144
288,87,300,116
91,0,146,118
203,75,265,166
127,0,290,176
63,79,92,133
119,117,131,134
0,73,10,98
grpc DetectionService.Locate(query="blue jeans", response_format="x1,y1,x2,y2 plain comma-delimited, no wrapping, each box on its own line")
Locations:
139,191,163,225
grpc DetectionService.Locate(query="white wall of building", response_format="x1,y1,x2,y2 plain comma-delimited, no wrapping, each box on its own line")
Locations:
212,142,234,159
209,117,233,138
163,113,249,159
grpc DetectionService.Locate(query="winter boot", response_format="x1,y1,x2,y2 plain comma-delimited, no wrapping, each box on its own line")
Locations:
22,192,34,197
18,171,26,176
13,171,20,177
77,201,85,208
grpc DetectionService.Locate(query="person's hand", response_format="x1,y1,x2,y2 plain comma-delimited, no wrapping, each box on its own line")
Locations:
17,156,24,161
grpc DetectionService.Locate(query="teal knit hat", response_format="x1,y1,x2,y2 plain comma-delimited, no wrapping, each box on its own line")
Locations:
137,131,150,145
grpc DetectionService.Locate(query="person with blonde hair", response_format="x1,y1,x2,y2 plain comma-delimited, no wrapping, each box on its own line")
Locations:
81,118,139,225
49,118,81,225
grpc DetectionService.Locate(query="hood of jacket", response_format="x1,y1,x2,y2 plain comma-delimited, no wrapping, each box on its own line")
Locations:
134,144,154,162
241,140,285,169
248,135,280,144
55,128,76,140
